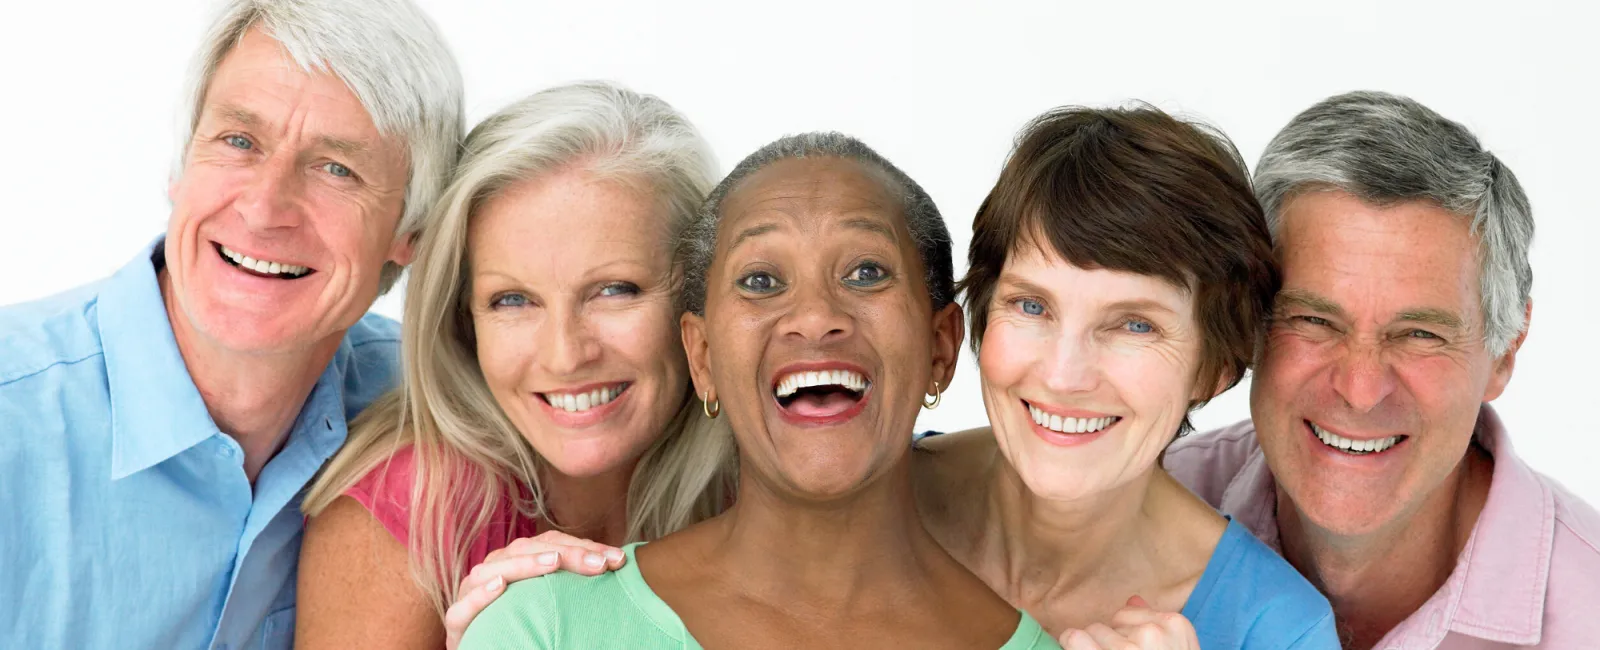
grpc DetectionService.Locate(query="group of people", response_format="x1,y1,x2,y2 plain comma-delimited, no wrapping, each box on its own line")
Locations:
2,0,1595,649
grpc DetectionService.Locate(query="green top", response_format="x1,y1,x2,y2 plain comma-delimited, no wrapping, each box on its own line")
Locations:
459,542,1061,649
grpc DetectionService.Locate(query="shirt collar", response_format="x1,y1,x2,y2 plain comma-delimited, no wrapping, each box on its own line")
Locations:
1221,405,1553,646
103,238,221,480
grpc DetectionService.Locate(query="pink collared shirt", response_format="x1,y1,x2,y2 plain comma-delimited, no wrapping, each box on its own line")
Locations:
1165,405,1600,649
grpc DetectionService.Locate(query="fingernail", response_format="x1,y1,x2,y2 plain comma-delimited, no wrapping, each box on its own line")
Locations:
584,553,605,567
536,552,558,566
605,549,624,562
487,576,504,592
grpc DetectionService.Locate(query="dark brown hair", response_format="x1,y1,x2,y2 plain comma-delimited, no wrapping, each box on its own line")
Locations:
958,104,1280,430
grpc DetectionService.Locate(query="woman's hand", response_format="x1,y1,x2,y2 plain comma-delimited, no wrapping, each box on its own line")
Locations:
443,531,625,650
1057,596,1200,650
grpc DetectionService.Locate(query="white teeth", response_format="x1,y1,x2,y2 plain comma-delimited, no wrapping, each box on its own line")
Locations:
219,245,310,277
543,384,626,413
1311,423,1402,455
774,369,869,398
1027,405,1118,434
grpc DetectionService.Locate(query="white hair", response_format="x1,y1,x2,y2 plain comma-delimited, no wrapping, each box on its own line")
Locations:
173,0,465,292
1255,91,1534,356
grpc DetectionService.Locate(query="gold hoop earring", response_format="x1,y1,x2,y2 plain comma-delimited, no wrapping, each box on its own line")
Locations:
923,380,942,410
702,391,721,419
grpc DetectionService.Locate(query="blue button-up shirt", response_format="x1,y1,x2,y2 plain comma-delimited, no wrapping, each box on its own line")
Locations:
0,240,400,650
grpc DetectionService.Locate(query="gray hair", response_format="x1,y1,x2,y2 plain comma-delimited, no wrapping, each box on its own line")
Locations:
1255,91,1534,356
679,132,955,315
174,0,466,292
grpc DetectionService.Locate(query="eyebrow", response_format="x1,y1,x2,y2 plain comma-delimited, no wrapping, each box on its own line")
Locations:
214,104,262,128
728,222,781,253
838,217,898,243
1395,308,1464,330
1275,289,1347,318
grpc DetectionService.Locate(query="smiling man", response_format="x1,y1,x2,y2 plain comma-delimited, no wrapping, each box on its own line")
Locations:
0,1,461,648
1166,91,1600,649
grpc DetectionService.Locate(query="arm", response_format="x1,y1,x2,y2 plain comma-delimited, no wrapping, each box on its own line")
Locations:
295,496,444,650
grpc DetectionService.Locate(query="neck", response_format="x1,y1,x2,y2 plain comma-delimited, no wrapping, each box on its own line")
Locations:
539,461,637,546
160,270,340,484
980,461,1172,600
1276,443,1494,650
705,454,951,604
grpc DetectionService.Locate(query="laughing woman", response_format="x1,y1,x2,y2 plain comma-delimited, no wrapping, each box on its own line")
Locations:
460,133,1060,649
912,106,1338,649
294,82,735,649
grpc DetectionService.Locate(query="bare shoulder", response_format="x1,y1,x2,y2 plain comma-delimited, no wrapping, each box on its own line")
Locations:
297,496,443,649
912,428,998,524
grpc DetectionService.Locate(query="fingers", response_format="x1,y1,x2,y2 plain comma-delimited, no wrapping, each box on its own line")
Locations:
1060,623,1138,650
1062,606,1200,650
485,531,624,570
443,575,505,650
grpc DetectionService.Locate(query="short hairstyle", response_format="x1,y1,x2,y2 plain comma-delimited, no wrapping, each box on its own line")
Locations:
174,0,466,292
959,105,1279,430
679,132,955,315
1254,91,1533,356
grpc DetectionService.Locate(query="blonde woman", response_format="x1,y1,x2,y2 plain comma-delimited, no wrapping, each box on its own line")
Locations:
294,81,735,650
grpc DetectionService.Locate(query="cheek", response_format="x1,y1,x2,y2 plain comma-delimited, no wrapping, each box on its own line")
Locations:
977,323,1040,388
593,307,689,388
472,318,536,393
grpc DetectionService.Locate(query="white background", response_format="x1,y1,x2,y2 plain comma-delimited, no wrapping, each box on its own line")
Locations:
2,0,1596,503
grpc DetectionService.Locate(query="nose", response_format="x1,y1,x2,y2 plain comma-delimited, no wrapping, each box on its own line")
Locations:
779,281,852,344
1041,330,1100,395
1330,343,1397,413
234,152,305,231
538,308,601,376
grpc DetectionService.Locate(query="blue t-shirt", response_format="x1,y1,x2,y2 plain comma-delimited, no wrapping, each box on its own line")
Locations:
1183,519,1338,649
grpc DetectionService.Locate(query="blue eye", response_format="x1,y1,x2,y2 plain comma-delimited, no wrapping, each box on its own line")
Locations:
1125,319,1154,334
1017,298,1045,316
492,293,529,308
1407,329,1440,340
843,262,889,287
738,272,782,294
225,135,253,150
1297,315,1332,327
323,162,353,178
599,282,639,297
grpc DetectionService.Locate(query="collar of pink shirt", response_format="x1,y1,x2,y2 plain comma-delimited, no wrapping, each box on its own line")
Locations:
1173,405,1600,649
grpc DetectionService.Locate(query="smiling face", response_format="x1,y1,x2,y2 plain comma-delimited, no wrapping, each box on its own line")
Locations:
164,28,413,355
682,156,962,501
979,242,1207,500
1251,190,1520,537
467,166,689,479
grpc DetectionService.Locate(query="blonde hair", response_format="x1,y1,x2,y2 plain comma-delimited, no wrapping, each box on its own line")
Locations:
304,81,736,614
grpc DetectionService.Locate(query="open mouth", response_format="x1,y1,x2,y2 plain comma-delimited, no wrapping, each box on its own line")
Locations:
1310,421,1407,456
773,368,871,420
540,382,630,413
215,242,315,279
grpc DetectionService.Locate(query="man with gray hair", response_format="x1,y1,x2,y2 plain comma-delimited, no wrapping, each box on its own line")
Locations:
0,1,462,648
1167,91,1600,649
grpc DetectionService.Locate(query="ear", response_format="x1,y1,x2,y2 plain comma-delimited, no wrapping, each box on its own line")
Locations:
680,310,715,401
929,302,965,392
387,230,418,267
1483,301,1531,402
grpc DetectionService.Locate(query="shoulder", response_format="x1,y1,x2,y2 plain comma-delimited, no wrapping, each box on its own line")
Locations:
1542,473,1600,634
912,428,996,511
463,570,627,649
343,444,423,543
1164,420,1261,507
0,279,109,388
338,312,402,416
1191,523,1337,649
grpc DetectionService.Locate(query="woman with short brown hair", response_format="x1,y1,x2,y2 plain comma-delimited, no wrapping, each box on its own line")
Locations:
913,104,1339,649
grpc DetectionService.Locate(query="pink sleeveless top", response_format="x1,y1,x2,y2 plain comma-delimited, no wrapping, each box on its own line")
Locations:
345,445,543,572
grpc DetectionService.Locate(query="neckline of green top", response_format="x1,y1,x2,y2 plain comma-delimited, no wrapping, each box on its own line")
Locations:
617,542,1057,649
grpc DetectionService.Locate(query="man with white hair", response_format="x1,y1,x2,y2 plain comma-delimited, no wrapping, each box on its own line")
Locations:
0,1,462,647
1167,91,1600,649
